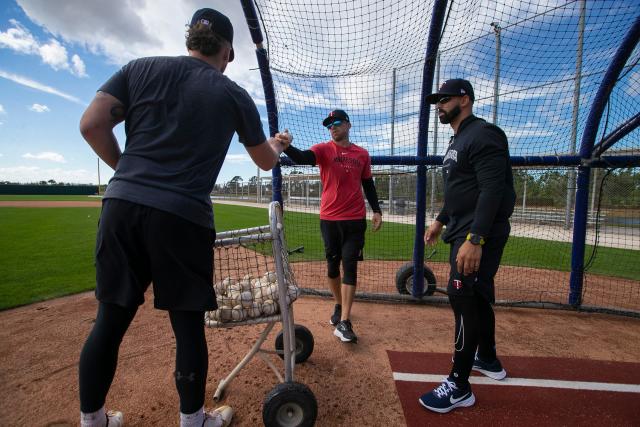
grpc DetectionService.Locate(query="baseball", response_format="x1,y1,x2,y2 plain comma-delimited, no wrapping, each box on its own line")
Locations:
222,277,236,287
240,290,253,308
231,305,245,321
263,271,277,284
239,279,252,292
262,299,278,316
218,306,233,322
245,301,262,318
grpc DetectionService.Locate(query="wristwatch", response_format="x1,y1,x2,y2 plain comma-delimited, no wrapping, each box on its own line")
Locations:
466,233,485,246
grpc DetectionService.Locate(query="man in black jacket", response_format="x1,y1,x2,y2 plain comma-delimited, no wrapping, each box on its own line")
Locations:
418,79,516,413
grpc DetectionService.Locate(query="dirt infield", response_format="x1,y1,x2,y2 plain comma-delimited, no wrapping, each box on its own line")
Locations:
1,291,639,426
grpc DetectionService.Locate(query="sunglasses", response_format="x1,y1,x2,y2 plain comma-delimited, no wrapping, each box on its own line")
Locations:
437,96,457,105
326,120,344,129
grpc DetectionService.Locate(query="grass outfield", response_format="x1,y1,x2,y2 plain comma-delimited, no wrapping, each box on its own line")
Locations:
0,200,637,310
0,195,100,201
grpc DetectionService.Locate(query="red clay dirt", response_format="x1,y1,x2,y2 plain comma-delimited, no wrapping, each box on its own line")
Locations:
1,291,639,426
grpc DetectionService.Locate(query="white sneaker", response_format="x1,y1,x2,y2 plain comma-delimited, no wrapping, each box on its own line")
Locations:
106,410,123,427
203,405,234,427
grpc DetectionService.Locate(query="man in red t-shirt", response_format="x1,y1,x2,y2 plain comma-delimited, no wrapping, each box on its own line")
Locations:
283,109,382,343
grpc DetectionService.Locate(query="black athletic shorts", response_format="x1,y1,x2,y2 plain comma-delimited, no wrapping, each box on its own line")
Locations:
95,198,217,311
320,219,366,285
447,230,509,303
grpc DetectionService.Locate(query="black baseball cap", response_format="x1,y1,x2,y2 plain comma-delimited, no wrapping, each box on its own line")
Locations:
322,109,350,127
425,78,475,104
190,8,234,62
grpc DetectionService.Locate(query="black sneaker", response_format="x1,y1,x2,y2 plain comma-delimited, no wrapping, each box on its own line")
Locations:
472,355,507,380
334,319,358,343
329,304,342,326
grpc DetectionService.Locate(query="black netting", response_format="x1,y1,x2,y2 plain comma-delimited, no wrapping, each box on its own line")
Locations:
230,0,640,315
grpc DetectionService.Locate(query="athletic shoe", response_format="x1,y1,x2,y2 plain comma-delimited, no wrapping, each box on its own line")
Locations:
418,378,475,413
329,304,342,326
203,405,234,427
334,319,358,343
472,355,507,380
106,410,123,427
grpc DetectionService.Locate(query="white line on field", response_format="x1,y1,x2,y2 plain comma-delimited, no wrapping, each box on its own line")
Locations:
392,372,640,393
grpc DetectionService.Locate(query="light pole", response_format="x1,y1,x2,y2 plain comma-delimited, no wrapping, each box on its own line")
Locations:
490,21,501,125
565,0,586,229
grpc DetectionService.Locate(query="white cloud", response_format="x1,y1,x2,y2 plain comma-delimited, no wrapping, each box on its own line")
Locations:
0,19,38,53
22,151,66,163
29,103,50,113
16,1,257,83
0,165,95,184
71,54,86,77
39,38,68,70
0,69,86,105
0,104,5,114
224,154,251,163
0,19,87,76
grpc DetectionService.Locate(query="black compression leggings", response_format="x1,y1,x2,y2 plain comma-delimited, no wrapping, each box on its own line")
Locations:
79,302,208,414
448,293,497,387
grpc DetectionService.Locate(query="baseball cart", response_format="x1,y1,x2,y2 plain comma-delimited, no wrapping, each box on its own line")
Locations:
205,201,317,427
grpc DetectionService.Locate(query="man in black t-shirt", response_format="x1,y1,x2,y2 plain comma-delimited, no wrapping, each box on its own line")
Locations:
417,79,516,414
77,8,290,427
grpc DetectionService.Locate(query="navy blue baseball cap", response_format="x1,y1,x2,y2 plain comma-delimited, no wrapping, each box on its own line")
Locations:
190,8,234,62
425,79,475,104
322,109,350,127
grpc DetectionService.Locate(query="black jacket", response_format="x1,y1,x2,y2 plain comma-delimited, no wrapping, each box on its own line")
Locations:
436,115,516,242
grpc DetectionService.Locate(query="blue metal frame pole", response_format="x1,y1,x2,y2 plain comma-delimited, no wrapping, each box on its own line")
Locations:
240,0,283,205
413,0,449,297
569,15,640,306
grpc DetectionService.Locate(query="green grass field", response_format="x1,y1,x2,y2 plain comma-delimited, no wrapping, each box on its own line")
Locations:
0,197,637,310
0,195,100,201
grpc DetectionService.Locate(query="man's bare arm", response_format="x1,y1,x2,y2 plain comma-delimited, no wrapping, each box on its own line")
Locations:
245,130,291,171
79,91,125,170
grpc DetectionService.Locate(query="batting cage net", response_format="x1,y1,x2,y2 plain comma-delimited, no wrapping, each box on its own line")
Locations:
231,0,639,315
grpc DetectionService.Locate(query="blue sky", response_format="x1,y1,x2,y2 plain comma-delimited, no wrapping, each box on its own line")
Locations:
1,0,638,185
0,0,269,184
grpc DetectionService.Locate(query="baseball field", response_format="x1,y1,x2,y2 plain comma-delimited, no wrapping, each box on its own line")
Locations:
0,196,638,426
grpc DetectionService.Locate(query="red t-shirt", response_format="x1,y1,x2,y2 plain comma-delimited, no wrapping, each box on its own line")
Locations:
310,141,372,220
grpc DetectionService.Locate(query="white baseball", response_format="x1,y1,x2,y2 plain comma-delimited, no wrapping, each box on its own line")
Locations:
228,282,242,295
214,281,226,296
218,306,233,322
285,285,300,305
263,271,277,284
245,301,262,318
239,279,252,292
240,290,254,308
231,305,245,321
222,277,236,287
262,299,278,316
268,283,280,300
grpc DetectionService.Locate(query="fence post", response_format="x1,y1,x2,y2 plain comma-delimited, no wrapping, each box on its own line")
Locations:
569,15,640,306
413,0,449,297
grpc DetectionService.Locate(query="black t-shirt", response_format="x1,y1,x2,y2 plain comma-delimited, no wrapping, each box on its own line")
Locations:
100,56,266,228
436,115,516,242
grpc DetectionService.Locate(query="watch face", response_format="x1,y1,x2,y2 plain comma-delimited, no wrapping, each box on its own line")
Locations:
469,234,482,245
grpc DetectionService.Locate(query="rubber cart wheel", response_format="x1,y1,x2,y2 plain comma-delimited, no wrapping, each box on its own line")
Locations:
275,324,314,364
395,262,437,296
263,382,317,427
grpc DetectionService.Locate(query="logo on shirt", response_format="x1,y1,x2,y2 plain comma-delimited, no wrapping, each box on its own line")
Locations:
453,279,463,290
333,156,362,168
443,149,458,164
